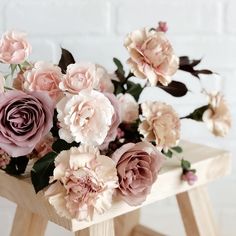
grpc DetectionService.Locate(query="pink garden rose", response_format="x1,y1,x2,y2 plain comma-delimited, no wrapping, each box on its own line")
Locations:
0,91,54,157
24,61,63,102
112,142,164,206
60,63,114,94
0,73,5,93
124,28,179,86
34,133,54,158
181,171,198,186
139,101,180,151
100,93,121,150
45,145,118,220
118,93,139,123
203,92,231,137
57,90,114,146
0,31,31,64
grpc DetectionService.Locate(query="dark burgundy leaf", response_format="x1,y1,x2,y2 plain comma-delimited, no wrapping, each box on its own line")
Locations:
157,80,188,97
58,48,75,74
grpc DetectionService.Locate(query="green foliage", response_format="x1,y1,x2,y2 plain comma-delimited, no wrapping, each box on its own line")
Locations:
171,146,183,153
31,152,57,193
58,48,75,73
181,159,191,170
126,81,143,101
52,139,80,153
184,105,209,121
4,156,29,176
163,149,173,158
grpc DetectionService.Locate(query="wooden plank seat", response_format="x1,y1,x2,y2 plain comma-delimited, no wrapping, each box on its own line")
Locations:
0,141,231,236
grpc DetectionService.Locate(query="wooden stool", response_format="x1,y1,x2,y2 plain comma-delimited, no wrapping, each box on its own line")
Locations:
0,141,231,236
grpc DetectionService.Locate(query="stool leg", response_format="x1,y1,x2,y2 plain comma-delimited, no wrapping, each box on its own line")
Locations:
176,186,219,236
10,205,48,236
90,219,115,236
115,210,140,236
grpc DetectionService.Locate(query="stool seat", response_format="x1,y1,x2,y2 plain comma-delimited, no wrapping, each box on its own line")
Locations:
0,141,231,236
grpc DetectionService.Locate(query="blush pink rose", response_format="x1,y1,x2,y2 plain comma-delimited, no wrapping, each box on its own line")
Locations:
57,90,114,146
100,93,121,150
112,142,164,206
45,145,118,220
0,31,31,64
0,91,54,157
60,63,114,94
24,61,63,102
0,148,11,169
203,92,231,137
124,28,179,86
139,101,180,151
0,73,5,93
34,133,54,158
118,93,139,123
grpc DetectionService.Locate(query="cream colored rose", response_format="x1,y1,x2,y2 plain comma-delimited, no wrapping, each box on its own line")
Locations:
118,93,139,123
0,73,5,93
139,101,180,151
203,92,231,137
45,145,118,220
124,28,179,86
24,61,63,102
0,31,31,64
57,90,114,146
60,63,114,94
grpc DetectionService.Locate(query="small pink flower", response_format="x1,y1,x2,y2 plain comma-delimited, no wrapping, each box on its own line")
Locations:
112,142,164,206
0,31,31,64
45,145,118,220
181,171,198,186
24,61,63,102
0,148,11,169
156,21,168,33
34,133,54,158
124,28,179,86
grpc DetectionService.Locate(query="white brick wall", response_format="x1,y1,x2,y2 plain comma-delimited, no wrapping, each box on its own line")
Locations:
0,0,235,235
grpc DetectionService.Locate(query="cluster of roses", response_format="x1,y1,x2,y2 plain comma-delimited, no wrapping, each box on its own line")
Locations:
0,22,231,221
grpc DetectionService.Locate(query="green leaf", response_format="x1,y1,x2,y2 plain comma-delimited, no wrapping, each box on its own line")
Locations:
52,139,80,153
58,48,75,74
163,149,173,158
50,110,59,138
113,57,125,82
10,64,18,76
126,81,143,101
4,156,29,176
181,159,191,170
183,105,209,121
171,146,183,153
31,152,57,193
111,80,124,95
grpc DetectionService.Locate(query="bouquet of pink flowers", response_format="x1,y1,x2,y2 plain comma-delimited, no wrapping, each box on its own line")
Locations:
0,22,231,221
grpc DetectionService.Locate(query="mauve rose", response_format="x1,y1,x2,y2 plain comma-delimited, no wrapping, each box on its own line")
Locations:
203,92,231,137
24,61,63,102
100,93,121,150
0,73,5,93
112,142,164,206
124,28,179,86
0,31,31,64
0,91,54,157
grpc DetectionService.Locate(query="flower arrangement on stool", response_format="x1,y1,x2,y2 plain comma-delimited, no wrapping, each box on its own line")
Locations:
0,22,231,221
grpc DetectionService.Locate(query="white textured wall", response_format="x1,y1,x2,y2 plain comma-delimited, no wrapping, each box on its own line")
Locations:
0,0,235,235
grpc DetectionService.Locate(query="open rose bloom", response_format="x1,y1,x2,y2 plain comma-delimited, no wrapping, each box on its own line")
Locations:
0,23,231,221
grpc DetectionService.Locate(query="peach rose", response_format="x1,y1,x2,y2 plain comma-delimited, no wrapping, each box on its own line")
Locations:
203,92,231,137
24,61,63,102
45,145,118,220
0,31,31,64
124,28,179,86
0,73,5,93
139,101,180,151
112,142,164,206
0,148,11,169
60,63,114,94
118,93,139,123
57,90,114,146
